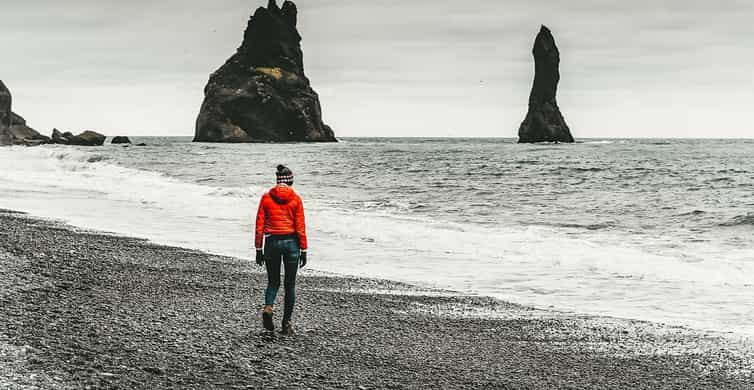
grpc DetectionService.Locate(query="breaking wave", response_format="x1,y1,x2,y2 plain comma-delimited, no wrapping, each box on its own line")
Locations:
720,213,754,227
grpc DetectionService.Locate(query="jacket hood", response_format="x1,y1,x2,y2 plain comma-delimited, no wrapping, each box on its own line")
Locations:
269,185,296,204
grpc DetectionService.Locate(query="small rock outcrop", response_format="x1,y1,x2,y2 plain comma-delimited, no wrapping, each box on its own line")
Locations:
71,131,106,146
0,80,51,146
194,0,336,143
518,26,574,143
51,129,106,146
111,136,132,144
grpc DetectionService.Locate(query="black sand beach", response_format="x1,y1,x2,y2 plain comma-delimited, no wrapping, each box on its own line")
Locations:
1,209,753,389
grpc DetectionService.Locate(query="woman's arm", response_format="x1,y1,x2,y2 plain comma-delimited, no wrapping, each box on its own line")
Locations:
255,196,266,249
295,197,308,251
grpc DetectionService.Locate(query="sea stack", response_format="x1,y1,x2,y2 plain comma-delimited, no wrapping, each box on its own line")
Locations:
0,80,51,146
194,0,336,143
518,26,574,143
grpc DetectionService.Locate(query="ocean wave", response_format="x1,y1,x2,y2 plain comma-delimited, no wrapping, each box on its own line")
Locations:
549,222,615,231
720,213,754,227
554,166,607,173
86,155,109,163
0,146,263,208
206,187,257,199
677,210,707,217
717,169,748,174
706,177,734,183
572,167,606,172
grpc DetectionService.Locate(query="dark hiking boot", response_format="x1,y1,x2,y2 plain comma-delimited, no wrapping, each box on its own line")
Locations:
280,320,294,336
262,305,274,332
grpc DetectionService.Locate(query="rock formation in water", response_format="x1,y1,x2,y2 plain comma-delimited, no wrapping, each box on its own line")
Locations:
51,129,70,144
51,129,106,146
0,80,51,146
194,0,336,143
518,26,574,143
111,136,132,144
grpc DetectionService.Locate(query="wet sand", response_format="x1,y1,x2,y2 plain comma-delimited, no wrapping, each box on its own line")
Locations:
1,210,753,389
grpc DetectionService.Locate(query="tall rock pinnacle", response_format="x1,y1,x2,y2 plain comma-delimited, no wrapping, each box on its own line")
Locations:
518,26,574,143
194,0,336,143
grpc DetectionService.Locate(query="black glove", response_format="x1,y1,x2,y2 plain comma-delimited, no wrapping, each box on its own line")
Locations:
256,249,265,266
299,251,307,269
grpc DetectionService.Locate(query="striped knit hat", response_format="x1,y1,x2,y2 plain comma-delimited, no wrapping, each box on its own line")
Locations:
276,165,294,185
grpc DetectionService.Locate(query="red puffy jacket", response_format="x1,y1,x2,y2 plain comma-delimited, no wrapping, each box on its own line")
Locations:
255,185,308,250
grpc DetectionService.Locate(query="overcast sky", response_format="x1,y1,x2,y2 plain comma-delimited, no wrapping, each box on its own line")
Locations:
2,0,753,138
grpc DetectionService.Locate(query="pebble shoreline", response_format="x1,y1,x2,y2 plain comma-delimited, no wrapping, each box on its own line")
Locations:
1,210,753,389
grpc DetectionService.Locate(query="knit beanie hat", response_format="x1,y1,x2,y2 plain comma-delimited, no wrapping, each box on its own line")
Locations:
276,165,294,185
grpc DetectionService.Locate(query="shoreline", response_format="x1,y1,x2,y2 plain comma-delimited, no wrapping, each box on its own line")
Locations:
1,209,753,389
5,207,752,344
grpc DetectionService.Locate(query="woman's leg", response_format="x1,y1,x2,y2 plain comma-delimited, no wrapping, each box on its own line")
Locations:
264,241,283,306
281,239,301,324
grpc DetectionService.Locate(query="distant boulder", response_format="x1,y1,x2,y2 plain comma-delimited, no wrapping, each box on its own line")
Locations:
70,131,106,146
111,136,132,144
51,129,106,146
0,80,50,146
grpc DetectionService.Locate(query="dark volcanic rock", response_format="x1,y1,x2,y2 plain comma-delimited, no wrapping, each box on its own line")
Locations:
69,131,106,146
51,129,70,144
518,26,574,143
0,80,51,146
4,126,52,146
111,136,132,144
10,112,26,126
194,0,336,143
51,129,106,146
0,80,10,128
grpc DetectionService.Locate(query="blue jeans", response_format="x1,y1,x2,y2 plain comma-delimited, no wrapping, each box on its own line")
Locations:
264,237,300,323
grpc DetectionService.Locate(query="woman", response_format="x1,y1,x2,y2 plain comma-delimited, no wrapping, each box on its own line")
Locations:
255,165,308,335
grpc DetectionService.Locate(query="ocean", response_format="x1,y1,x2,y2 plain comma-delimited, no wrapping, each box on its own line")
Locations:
1,138,753,337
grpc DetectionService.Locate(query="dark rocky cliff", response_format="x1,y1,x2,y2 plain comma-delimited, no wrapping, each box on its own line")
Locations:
194,0,336,143
518,26,574,143
0,80,51,146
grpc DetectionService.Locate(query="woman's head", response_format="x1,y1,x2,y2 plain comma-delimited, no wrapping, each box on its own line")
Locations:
276,164,294,186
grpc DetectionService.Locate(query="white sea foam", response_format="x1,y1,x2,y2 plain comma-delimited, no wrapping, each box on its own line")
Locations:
1,145,753,337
